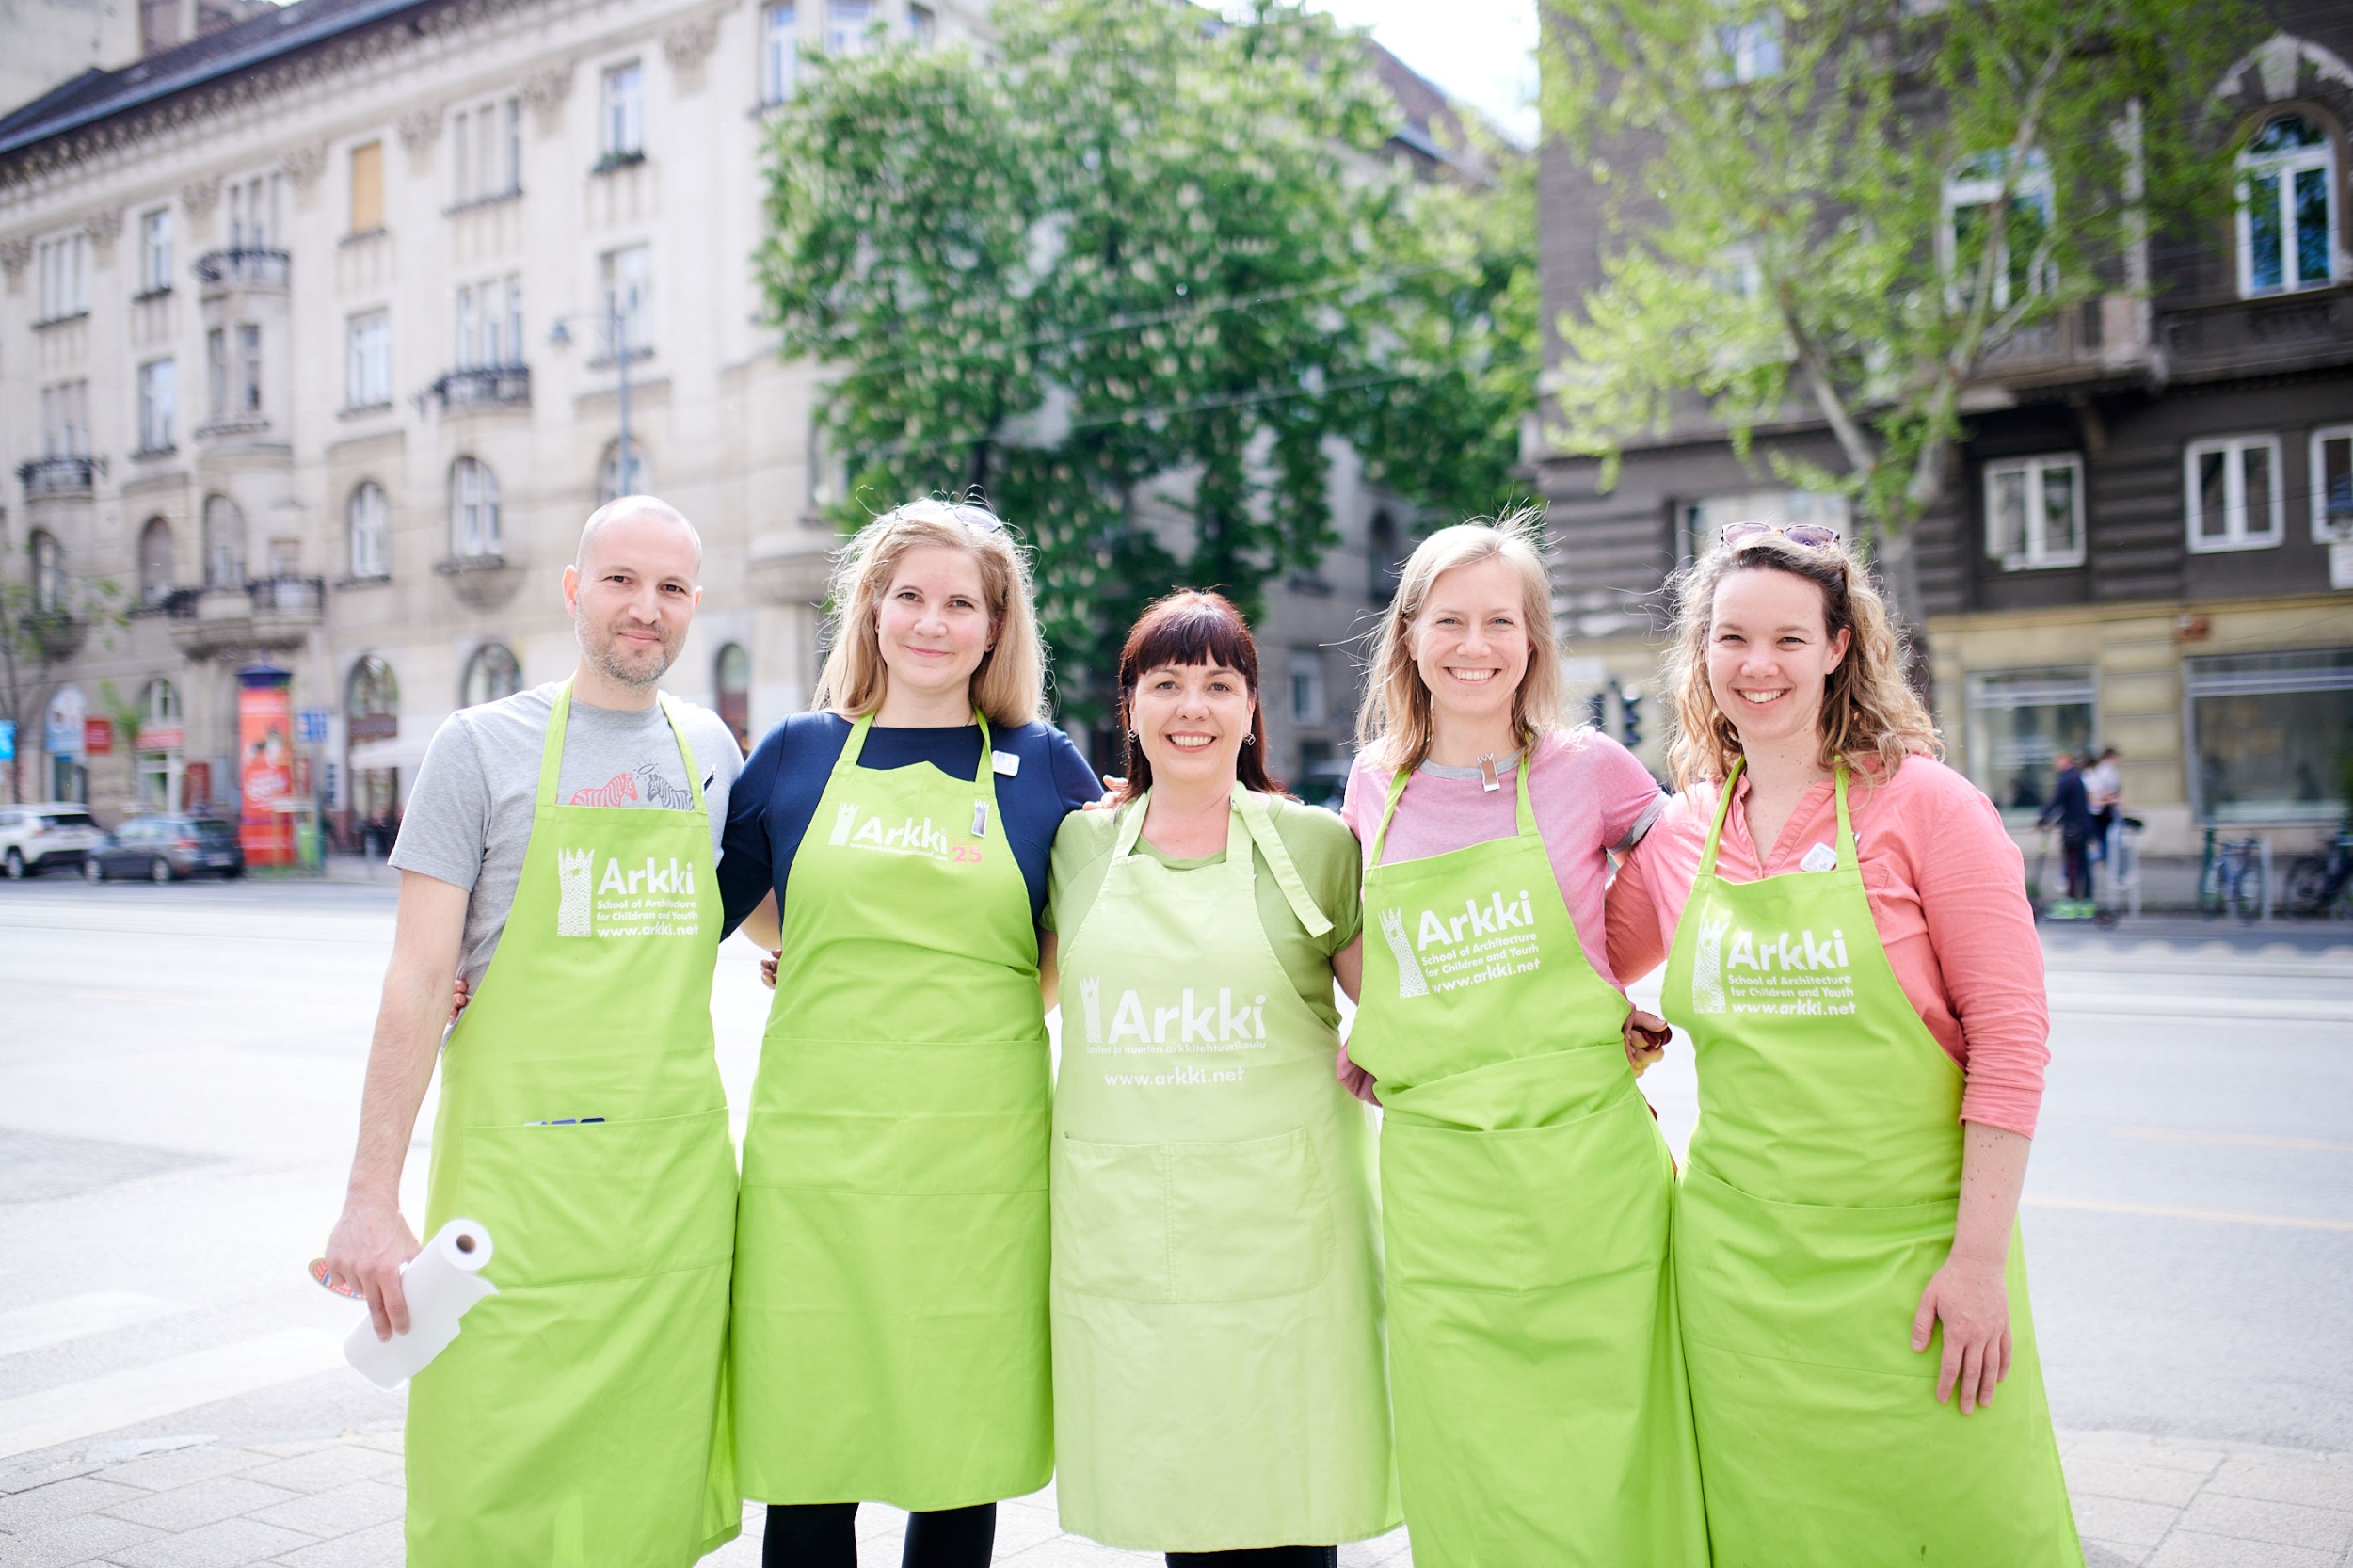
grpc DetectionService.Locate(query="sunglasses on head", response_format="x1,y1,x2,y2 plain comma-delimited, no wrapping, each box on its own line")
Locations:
901,499,1007,534
1719,520,1842,550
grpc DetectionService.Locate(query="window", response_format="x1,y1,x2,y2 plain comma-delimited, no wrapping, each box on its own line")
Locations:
2237,113,2337,296
2314,425,2353,543
139,519,175,605
598,438,652,504
461,642,524,708
227,173,280,249
137,360,175,453
36,232,89,321
202,494,246,588
825,0,872,55
456,276,523,369
2185,435,2284,552
1368,509,1404,600
2188,648,2353,825
452,97,522,204
450,457,502,557
1705,16,1781,86
1676,488,1849,562
1945,151,2054,310
350,140,384,233
1289,650,1327,727
602,63,644,158
207,328,228,421
139,208,172,294
40,380,90,457
716,642,751,752
907,2,935,46
349,482,391,579
1965,667,2095,818
345,312,392,409
1983,453,2084,570
600,244,651,357
28,531,63,613
348,655,401,731
762,3,799,103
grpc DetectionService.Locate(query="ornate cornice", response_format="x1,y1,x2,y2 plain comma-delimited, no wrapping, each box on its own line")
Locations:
397,103,444,153
280,139,328,191
0,236,29,288
180,172,220,221
663,13,721,91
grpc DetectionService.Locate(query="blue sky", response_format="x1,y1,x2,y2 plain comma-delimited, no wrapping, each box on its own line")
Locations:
1306,0,1540,145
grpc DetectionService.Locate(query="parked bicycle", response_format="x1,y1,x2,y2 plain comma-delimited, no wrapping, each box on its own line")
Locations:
2283,828,2353,919
2197,828,2268,922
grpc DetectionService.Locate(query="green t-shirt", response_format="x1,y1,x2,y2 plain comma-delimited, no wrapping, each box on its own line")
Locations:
1045,794,1366,1029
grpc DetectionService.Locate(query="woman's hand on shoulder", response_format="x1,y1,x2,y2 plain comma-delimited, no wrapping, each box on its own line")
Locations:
1082,774,1125,811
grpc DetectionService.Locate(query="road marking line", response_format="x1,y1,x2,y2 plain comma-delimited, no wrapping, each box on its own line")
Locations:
2025,1196,2353,1233
0,1292,184,1360
2045,993,2353,1022
2113,1127,2353,1155
0,1328,346,1461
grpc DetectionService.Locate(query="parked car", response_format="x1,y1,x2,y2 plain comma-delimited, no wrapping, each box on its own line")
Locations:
85,815,246,883
0,803,108,879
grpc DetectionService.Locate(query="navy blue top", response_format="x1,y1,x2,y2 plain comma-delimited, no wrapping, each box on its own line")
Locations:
719,712,1102,936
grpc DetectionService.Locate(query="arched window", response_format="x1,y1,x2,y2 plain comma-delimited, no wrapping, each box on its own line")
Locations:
596,437,651,504
2238,112,2338,296
202,494,246,588
347,654,400,719
460,641,522,708
450,457,502,558
716,641,751,752
142,678,183,726
138,518,175,606
28,530,63,613
348,482,391,579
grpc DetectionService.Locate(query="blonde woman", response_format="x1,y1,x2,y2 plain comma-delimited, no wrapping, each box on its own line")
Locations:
1340,517,1709,1566
1605,526,2078,1565
718,499,1102,1568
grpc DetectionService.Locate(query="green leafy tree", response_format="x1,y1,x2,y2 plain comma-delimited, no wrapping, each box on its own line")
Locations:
760,0,1538,725
1543,0,2262,618
0,531,123,804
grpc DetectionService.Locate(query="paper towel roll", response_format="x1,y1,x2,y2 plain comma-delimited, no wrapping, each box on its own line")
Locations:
344,1218,499,1390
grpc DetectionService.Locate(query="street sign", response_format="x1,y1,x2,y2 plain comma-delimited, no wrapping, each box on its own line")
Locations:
297,708,332,744
138,724,184,751
44,687,84,756
84,718,114,756
0,721,13,762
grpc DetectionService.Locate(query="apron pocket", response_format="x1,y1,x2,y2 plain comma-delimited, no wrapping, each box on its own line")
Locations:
457,1108,736,1288
1054,1129,1334,1304
1383,1104,1669,1293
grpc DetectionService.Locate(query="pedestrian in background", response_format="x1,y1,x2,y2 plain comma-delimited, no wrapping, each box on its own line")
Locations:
1339,518,1709,1567
1040,592,1397,1566
2086,747,2123,862
323,495,746,1567
1608,523,2079,1567
2040,752,2095,904
718,499,1099,1568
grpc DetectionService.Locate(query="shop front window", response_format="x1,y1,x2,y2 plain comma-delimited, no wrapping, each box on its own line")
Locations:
1966,666,2096,818
2187,648,2353,825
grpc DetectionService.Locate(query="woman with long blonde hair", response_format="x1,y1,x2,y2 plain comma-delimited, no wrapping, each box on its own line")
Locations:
1340,514,1708,1566
1605,525,2079,1565
718,498,1103,1568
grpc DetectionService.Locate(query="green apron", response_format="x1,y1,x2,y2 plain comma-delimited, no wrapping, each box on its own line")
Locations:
732,712,1053,1509
409,681,741,1567
1662,761,2080,1566
1349,762,1709,1568
1050,786,1398,1552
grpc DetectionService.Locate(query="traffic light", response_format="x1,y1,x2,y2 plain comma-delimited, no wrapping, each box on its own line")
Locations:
1620,687,1644,750
1583,691,1608,729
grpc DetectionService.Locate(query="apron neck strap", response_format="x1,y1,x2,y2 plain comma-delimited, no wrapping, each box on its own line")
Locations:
1235,784,1334,939
1368,766,1411,870
535,680,705,811
1111,787,1250,866
1831,759,1856,866
1368,749,1537,871
661,695,706,812
839,707,991,783
1696,755,1745,880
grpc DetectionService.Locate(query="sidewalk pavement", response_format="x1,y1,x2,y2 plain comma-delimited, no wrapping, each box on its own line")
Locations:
2,1425,2345,1567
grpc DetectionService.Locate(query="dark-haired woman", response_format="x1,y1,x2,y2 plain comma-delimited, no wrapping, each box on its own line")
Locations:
1041,592,1398,1566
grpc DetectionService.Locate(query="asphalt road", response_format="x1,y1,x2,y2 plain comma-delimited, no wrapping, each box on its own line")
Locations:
1,877,2348,1478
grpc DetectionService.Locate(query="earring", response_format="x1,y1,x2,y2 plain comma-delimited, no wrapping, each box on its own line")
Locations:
1241,734,1257,747
1127,729,1139,746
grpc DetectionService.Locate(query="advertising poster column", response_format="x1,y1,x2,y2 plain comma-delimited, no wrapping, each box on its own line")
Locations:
237,665,296,865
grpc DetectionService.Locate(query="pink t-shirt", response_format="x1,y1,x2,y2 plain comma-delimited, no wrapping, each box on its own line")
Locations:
1604,756,2049,1139
1341,728,1665,988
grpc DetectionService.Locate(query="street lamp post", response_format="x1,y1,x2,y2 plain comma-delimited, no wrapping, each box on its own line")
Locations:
549,294,645,496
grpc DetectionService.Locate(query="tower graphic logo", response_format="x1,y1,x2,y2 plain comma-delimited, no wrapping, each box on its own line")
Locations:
1379,908,1428,998
556,849,596,937
1690,906,1732,1014
1080,977,1103,1045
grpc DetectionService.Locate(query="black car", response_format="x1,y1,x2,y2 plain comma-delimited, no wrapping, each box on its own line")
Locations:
87,815,247,883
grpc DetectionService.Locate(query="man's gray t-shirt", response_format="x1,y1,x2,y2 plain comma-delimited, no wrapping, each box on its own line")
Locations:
391,682,744,983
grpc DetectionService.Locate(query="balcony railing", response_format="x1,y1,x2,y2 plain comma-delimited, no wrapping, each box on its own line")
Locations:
431,365,532,410
193,248,289,291
16,456,97,497
164,577,324,658
248,574,326,614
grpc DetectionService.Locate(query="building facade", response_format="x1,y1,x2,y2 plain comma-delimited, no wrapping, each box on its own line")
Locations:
1538,5,2353,868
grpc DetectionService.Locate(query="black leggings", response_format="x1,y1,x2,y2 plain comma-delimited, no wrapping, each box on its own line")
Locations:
762,1501,995,1568
1168,1551,1338,1567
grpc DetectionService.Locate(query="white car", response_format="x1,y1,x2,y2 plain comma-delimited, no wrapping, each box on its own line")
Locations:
0,803,108,879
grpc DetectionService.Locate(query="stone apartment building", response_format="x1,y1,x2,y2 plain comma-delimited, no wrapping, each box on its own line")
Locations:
0,0,1457,844
1538,4,2353,872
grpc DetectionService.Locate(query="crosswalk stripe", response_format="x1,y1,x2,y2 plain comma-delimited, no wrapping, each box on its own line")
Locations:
0,1329,346,1461
0,1292,184,1360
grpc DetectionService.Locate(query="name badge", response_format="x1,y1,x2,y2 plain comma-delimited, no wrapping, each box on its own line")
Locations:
1799,842,1838,873
972,801,990,838
992,750,1020,777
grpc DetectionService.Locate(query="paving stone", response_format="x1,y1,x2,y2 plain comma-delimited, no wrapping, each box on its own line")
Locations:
2069,1453,2216,1508
234,1445,399,1496
90,1448,260,1495
1339,1528,1415,1565
2081,1541,2153,1568
0,1478,153,1533
2177,1493,2353,1557
98,1477,299,1532
268,1517,406,1568
246,1480,404,1539
2071,1494,2182,1551
107,1515,315,1568
992,1499,1068,1554
997,1534,1155,1566
350,1432,403,1457
0,1513,163,1568
0,1462,99,1497
2206,1453,2353,1513
2147,1532,2339,1568
230,1439,342,1462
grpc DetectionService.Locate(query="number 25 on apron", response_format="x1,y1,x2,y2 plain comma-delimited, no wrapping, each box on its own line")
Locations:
1663,761,2079,1567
